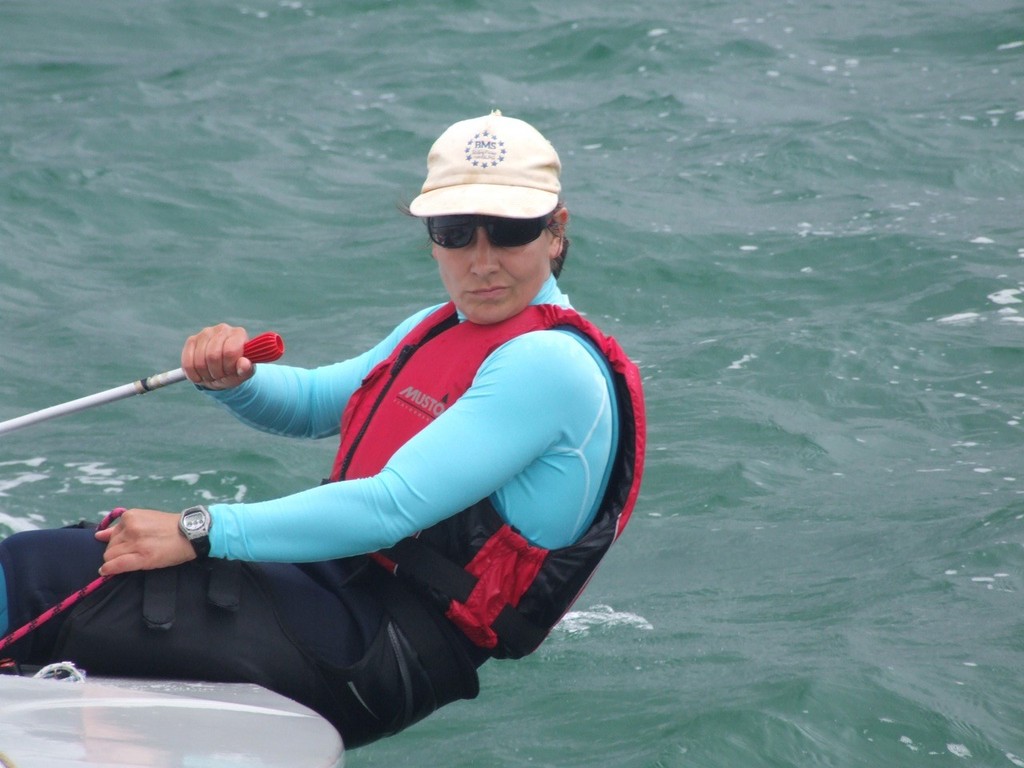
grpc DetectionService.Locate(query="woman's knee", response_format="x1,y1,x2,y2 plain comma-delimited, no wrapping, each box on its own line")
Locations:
0,528,105,619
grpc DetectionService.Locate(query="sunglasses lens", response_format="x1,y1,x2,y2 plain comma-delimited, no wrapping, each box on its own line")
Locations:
426,214,550,249
427,216,476,248
486,217,548,247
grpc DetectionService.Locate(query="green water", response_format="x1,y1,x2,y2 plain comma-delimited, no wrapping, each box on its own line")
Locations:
2,1,1023,765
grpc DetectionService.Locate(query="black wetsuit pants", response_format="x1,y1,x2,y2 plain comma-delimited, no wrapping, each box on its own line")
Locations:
0,526,483,748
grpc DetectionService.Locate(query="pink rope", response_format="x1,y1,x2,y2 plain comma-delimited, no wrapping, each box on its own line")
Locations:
0,507,125,655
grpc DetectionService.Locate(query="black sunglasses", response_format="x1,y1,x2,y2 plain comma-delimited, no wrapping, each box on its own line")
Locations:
426,214,551,249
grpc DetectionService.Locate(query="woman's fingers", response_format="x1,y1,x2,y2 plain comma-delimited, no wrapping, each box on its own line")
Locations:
96,508,196,576
181,324,253,389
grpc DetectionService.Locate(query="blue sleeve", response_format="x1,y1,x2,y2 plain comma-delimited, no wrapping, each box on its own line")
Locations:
203,307,438,438
206,329,617,561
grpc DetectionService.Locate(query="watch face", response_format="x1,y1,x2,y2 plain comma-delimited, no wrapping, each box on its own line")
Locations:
182,511,207,533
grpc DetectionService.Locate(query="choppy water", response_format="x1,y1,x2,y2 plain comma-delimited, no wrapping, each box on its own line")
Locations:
2,1,1023,765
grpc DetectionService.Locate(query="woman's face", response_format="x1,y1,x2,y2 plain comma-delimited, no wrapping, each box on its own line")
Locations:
432,208,568,325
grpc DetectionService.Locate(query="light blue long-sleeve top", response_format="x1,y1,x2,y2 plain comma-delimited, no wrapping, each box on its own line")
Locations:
203,275,618,563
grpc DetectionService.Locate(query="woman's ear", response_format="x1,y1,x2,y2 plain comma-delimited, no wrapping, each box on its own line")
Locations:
547,207,569,259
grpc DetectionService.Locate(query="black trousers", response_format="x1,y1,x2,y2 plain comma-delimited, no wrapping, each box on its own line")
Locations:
0,527,482,748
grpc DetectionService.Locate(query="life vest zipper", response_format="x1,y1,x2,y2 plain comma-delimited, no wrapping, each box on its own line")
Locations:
338,343,416,479
337,310,459,480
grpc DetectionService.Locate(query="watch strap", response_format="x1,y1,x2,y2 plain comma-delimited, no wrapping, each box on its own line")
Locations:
189,532,211,559
179,505,212,560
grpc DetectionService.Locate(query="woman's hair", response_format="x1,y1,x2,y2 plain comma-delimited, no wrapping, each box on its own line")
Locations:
547,202,570,278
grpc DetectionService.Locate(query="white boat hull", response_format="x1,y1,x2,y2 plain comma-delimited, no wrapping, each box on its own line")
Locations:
0,674,343,767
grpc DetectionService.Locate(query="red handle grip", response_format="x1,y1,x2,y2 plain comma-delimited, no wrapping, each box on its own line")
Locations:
242,332,285,363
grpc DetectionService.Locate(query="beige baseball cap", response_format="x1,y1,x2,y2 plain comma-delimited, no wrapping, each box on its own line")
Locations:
409,110,561,219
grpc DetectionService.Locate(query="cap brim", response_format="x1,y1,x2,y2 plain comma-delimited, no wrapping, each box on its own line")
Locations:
409,184,559,219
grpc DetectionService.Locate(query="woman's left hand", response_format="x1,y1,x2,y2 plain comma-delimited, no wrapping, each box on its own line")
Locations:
95,508,196,576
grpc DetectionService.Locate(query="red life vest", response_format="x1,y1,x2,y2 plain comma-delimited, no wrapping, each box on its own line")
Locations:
329,302,646,658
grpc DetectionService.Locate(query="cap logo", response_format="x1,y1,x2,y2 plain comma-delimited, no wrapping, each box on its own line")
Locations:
464,129,507,169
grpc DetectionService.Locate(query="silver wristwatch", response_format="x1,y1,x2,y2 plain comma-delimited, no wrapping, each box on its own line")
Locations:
178,505,212,559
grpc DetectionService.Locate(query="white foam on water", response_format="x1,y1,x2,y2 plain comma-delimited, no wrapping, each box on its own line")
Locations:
988,288,1022,305
727,353,758,370
0,511,44,533
0,457,52,497
556,604,653,635
0,471,49,496
900,735,919,752
947,743,971,758
65,461,135,489
0,457,47,468
936,312,980,325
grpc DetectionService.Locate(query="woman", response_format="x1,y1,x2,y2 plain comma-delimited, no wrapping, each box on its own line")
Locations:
0,111,645,748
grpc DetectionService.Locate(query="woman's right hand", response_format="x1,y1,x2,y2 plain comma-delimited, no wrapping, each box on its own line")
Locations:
181,323,255,390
